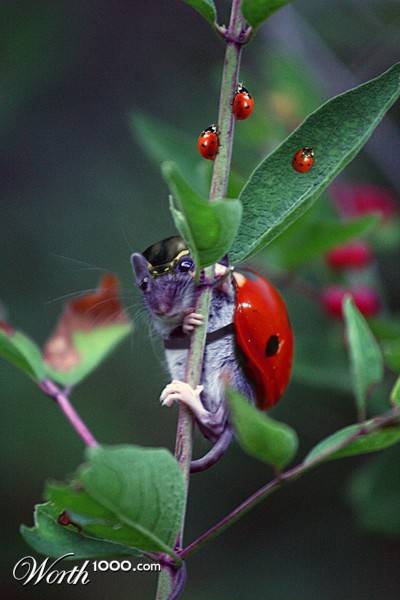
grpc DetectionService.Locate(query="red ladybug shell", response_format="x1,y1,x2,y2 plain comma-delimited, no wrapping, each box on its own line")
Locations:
197,125,220,160
233,270,294,410
232,85,254,120
292,147,314,173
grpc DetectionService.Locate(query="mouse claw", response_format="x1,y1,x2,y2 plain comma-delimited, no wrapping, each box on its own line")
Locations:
182,312,204,334
159,380,207,419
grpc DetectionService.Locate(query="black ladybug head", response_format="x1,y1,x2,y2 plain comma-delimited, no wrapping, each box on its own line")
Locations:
142,236,191,278
202,124,219,135
237,83,251,96
302,147,314,157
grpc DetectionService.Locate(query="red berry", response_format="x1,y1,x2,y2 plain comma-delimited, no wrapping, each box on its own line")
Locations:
352,287,381,318
321,286,381,319
292,147,314,173
197,125,220,160
326,241,373,270
232,84,254,120
321,286,347,318
333,184,398,222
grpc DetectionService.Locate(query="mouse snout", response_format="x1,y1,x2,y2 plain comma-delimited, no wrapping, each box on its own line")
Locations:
154,301,170,316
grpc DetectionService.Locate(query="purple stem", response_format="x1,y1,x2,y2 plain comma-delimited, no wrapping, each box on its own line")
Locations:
179,407,400,560
39,378,99,448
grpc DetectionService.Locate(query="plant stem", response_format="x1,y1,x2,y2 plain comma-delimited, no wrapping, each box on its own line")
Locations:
39,379,99,448
155,2,247,598
179,407,400,559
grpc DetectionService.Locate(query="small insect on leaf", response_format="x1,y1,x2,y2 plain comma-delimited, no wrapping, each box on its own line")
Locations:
292,147,314,173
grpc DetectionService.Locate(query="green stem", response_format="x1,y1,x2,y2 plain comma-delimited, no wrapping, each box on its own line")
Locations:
155,2,247,598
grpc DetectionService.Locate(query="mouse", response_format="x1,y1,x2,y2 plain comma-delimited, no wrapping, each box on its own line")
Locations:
131,236,256,473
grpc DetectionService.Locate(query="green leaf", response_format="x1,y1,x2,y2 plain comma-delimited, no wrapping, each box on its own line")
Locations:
80,445,185,556
227,389,298,469
383,338,400,373
179,0,216,24
130,112,202,188
229,63,400,263
348,447,400,536
45,482,147,549
0,328,45,381
242,0,292,29
266,214,378,270
163,161,242,270
305,419,400,463
21,503,141,559
391,376,400,406
45,323,132,387
368,316,400,342
344,297,384,416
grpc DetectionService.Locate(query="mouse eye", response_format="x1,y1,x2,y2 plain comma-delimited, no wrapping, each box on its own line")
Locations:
139,277,149,291
178,258,194,273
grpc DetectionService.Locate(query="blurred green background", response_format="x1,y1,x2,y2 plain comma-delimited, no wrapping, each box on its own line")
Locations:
1,0,400,598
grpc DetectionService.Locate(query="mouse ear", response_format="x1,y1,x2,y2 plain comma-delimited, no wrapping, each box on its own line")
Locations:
131,253,149,283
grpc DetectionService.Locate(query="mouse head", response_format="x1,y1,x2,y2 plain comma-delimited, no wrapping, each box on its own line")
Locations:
131,236,197,334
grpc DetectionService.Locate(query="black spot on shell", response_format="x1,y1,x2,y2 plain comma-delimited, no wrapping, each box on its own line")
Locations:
265,334,280,357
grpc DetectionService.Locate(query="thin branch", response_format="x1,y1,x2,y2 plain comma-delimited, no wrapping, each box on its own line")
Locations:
155,1,247,598
179,407,400,559
39,378,99,448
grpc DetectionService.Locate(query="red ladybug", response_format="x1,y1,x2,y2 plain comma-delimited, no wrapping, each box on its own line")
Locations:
232,84,254,120
233,270,294,410
292,147,314,173
197,124,220,160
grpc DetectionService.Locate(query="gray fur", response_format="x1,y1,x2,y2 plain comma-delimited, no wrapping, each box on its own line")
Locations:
132,251,255,446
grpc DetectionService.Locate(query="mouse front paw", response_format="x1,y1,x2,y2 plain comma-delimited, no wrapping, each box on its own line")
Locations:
182,312,204,334
160,380,206,415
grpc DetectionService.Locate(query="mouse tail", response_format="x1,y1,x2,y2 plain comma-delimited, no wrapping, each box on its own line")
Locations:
190,426,233,473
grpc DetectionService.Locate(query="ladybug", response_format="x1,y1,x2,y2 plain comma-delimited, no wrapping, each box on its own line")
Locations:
232,84,254,120
137,237,294,411
292,147,314,173
197,124,220,160
233,269,294,409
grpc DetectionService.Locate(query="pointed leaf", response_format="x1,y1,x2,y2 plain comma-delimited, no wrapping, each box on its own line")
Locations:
130,113,198,187
21,503,141,559
163,161,242,270
305,419,400,463
343,296,384,416
43,274,132,386
80,445,185,556
242,0,292,29
229,63,400,263
0,323,45,381
227,389,298,469
45,482,148,549
179,0,216,24
45,324,132,387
